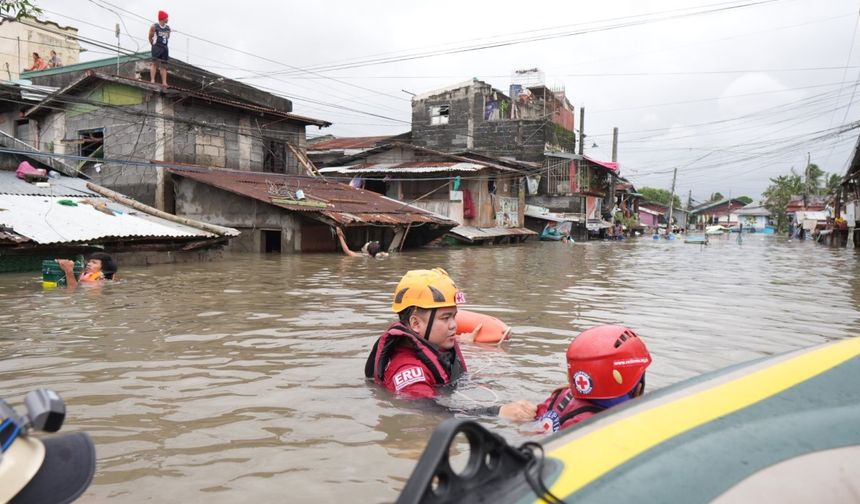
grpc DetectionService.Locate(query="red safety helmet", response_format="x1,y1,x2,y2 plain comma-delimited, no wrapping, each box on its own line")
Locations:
566,325,651,399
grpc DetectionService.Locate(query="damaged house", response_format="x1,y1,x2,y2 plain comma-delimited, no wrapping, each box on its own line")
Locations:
9,51,331,211
407,71,620,240
1,52,456,254
319,143,536,244
169,167,456,253
0,170,238,272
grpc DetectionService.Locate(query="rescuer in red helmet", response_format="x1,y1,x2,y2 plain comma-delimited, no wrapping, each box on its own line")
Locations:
533,325,652,433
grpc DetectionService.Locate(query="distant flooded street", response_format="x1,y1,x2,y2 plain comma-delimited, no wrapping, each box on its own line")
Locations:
1,237,859,502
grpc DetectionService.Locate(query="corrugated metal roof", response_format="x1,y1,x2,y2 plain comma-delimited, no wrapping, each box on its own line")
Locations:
0,194,216,245
735,206,771,217
524,206,582,223
0,228,29,244
448,226,537,242
169,168,458,227
0,172,94,197
319,162,486,174
308,136,392,151
24,71,331,127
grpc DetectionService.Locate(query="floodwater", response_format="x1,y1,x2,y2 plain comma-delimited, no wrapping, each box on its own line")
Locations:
1,236,859,502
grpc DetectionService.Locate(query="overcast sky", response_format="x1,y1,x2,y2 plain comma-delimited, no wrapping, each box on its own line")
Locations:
36,0,860,202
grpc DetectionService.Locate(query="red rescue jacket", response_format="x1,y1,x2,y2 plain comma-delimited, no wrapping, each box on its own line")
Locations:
534,387,605,433
364,322,467,398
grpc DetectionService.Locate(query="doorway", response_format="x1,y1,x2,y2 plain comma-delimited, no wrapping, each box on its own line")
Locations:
261,229,282,253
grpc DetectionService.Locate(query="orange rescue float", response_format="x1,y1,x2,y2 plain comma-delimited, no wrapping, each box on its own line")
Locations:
455,309,512,344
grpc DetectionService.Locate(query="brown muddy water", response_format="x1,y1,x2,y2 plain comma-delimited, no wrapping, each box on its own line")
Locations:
1,236,859,502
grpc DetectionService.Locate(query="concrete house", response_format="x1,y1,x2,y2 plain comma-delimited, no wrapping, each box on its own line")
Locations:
0,16,81,79
409,76,575,163
319,142,536,244
405,72,633,240
9,52,331,211
170,167,457,253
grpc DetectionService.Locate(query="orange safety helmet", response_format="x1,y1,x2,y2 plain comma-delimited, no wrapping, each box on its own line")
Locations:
566,325,652,399
391,268,465,314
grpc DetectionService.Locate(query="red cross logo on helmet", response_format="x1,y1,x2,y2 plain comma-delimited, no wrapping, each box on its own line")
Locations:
572,371,593,395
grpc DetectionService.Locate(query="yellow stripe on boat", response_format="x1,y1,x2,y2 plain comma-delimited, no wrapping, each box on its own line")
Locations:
541,337,860,500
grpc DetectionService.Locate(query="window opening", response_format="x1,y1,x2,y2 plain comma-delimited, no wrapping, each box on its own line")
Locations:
77,128,104,172
263,138,287,173
430,105,450,125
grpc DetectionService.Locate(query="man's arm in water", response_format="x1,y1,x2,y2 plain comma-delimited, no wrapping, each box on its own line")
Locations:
55,259,78,289
388,362,537,421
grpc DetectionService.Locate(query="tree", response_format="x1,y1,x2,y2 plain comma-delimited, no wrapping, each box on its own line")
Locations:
762,171,803,232
639,187,681,209
825,173,842,195
0,0,42,19
708,192,724,202
737,196,753,205
804,163,825,195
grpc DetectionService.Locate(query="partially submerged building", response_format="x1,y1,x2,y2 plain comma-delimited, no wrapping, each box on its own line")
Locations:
838,136,860,246
689,198,749,228
170,166,458,253
529,153,621,238
734,205,773,233
318,142,536,244
0,171,238,272
9,52,331,211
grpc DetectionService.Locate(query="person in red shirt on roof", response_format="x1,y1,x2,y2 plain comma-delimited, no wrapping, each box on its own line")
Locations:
365,268,535,420
532,325,652,433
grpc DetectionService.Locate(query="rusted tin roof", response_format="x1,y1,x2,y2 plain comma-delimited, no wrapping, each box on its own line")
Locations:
319,161,486,175
24,72,331,127
308,136,392,151
448,226,537,243
321,142,525,173
169,167,458,227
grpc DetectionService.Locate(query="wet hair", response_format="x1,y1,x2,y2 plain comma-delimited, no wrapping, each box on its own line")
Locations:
366,241,382,257
88,252,117,280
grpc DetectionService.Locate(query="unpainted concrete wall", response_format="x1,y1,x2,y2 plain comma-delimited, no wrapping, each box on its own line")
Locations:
411,81,551,162
33,82,308,205
174,177,340,254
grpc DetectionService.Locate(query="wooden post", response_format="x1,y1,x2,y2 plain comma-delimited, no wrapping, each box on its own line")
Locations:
578,107,585,156
666,168,677,232
86,182,236,236
611,127,618,162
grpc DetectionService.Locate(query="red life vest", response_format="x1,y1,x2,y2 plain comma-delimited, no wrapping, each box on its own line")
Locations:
535,387,605,433
365,321,467,387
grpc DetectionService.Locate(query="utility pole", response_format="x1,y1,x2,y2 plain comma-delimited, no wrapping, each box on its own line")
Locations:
115,23,121,74
687,189,693,230
803,152,811,208
667,167,677,233
611,127,618,162
578,107,585,156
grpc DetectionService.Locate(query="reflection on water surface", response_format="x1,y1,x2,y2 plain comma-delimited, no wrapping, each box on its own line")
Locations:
1,237,858,502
